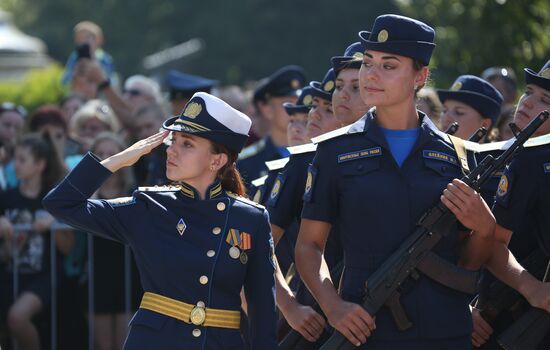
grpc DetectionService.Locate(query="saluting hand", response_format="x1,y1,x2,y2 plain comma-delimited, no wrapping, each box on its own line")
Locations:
441,179,495,238
101,131,169,173
325,299,376,347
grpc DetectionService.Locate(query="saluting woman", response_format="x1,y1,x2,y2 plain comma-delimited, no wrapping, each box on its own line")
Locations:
296,14,495,349
44,92,277,350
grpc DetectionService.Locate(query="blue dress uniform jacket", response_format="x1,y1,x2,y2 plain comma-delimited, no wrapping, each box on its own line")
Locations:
301,111,472,343
43,153,277,350
493,143,550,256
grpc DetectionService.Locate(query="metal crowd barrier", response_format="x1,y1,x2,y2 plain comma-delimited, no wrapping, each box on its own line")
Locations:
7,222,134,350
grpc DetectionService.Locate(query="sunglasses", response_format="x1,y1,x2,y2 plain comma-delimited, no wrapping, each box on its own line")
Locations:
0,102,27,117
123,89,144,97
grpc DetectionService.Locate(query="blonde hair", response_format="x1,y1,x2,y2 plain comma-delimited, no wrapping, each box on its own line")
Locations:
74,21,103,40
70,100,120,137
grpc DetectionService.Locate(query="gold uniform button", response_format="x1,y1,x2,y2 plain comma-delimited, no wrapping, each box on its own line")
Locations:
206,250,215,257
217,202,226,211
197,301,205,308
192,328,201,337
212,227,221,235
199,275,209,285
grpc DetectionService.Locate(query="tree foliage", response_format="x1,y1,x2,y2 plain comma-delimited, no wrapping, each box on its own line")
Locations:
0,64,66,113
396,0,550,88
1,0,548,90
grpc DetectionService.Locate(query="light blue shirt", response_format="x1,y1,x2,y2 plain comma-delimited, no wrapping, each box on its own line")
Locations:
380,127,420,167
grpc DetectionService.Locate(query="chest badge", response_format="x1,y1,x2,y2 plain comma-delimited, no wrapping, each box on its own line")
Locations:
176,218,187,235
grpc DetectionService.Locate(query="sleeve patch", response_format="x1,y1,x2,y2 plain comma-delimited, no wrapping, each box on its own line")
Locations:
252,187,263,204
267,173,286,207
303,165,317,203
544,162,550,173
496,171,514,207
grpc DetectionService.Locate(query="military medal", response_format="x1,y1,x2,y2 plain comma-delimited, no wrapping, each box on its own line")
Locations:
239,251,248,264
229,246,240,259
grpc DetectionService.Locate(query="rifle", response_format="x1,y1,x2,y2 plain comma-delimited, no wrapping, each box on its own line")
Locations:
497,307,550,350
469,127,488,143
495,256,550,350
444,122,460,135
319,110,549,350
477,249,548,324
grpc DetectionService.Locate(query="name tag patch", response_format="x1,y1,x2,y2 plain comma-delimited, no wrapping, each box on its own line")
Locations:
337,147,382,163
423,150,458,166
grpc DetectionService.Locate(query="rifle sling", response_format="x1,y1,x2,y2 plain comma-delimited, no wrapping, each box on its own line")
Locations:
449,135,471,175
417,251,479,294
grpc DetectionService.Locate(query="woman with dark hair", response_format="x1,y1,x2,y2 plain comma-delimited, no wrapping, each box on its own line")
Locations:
43,92,277,349
296,14,495,349
0,132,68,350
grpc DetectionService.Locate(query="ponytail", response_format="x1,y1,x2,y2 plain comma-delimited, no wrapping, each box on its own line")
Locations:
211,143,247,197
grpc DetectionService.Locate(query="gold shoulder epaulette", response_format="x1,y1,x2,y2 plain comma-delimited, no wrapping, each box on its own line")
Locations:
238,138,266,160
265,157,289,171
251,175,268,187
226,191,265,209
287,142,317,155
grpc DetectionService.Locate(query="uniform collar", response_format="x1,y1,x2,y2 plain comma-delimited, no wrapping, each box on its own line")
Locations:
177,180,224,200
362,109,444,154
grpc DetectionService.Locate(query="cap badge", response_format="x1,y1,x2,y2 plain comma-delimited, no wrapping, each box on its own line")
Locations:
377,29,389,43
291,79,301,89
183,102,202,119
352,52,364,60
303,94,313,106
323,80,335,92
540,68,550,79
450,81,463,91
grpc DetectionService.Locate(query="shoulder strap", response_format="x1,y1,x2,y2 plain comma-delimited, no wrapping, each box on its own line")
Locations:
449,135,470,175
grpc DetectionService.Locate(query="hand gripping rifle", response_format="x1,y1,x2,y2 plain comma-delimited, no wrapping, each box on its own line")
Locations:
496,258,550,350
320,111,549,350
